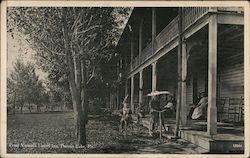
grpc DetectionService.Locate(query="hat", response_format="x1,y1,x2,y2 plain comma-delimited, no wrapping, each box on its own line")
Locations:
147,91,170,96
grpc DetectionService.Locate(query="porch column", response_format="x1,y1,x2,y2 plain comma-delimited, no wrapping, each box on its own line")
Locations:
131,76,135,113
139,70,143,106
116,89,119,110
125,79,128,96
139,19,143,61
152,61,157,92
130,32,134,70
207,13,218,136
181,41,187,126
175,8,183,136
152,7,156,54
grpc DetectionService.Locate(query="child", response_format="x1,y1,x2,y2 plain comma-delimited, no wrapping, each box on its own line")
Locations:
120,95,132,131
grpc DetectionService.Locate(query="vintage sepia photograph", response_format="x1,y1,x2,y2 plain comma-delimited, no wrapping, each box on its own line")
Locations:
1,1,249,157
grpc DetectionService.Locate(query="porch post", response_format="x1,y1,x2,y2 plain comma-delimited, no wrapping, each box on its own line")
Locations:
181,41,187,126
139,70,144,106
151,8,157,94
125,79,128,96
207,13,218,136
139,19,143,61
152,61,157,92
116,89,119,110
131,76,135,113
152,7,156,54
175,7,183,137
130,32,134,70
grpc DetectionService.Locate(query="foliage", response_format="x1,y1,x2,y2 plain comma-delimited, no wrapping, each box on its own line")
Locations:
8,7,130,88
7,6,132,145
7,58,46,112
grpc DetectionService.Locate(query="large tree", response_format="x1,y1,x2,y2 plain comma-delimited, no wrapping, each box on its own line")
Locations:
8,7,131,146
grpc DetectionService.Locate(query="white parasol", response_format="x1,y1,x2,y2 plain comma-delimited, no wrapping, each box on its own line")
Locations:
147,91,170,96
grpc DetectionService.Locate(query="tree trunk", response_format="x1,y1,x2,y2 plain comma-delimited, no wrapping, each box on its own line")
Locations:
28,102,32,113
37,104,40,112
20,104,23,114
62,7,87,146
13,92,16,114
76,113,87,145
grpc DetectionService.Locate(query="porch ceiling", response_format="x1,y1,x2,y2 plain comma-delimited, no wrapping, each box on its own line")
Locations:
187,24,243,61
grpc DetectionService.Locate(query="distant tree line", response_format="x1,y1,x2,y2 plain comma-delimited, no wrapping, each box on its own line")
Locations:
7,58,72,114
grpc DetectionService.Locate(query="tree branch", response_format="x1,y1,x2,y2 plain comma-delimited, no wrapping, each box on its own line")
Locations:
40,43,66,56
75,25,101,35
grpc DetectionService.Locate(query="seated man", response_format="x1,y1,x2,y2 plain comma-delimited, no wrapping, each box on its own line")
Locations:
190,92,208,120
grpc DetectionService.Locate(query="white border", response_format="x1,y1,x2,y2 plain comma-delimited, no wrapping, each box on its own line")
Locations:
1,1,249,158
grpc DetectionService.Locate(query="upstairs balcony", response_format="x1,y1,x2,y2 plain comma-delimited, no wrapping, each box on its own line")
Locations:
128,7,243,74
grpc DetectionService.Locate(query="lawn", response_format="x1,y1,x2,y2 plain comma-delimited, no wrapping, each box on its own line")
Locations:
7,112,167,154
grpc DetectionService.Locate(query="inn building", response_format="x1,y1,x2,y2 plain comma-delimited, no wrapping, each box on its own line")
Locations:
110,7,244,152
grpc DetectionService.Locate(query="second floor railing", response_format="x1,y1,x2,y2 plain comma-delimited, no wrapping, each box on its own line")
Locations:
141,42,152,64
154,15,179,53
182,7,209,30
127,7,241,74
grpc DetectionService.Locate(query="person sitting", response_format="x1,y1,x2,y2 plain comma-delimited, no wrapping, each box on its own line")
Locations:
190,92,208,120
163,95,175,118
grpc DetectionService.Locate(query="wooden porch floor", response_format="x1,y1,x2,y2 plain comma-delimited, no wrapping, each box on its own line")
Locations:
140,115,243,133
139,115,244,153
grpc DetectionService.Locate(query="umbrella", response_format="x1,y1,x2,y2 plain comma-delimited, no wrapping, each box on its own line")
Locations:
147,91,170,96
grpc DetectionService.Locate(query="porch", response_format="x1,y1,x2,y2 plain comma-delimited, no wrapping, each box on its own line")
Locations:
139,115,244,153
114,6,244,153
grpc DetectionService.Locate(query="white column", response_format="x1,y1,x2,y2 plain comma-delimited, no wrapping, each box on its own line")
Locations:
152,61,157,92
152,8,156,54
125,79,128,96
131,76,135,113
139,19,143,61
139,71,143,106
130,33,134,70
181,41,187,126
207,14,218,136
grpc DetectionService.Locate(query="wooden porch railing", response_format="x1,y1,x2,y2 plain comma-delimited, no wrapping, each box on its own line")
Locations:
154,15,179,53
141,42,152,63
128,7,210,72
182,7,209,31
132,56,140,69
127,7,241,74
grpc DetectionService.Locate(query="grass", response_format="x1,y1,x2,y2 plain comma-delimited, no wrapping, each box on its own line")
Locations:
7,112,167,153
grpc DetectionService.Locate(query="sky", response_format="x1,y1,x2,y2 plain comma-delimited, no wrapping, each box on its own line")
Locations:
7,32,48,81
6,7,132,82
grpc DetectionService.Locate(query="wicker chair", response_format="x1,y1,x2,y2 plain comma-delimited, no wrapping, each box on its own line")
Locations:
228,97,242,122
217,97,227,122
239,97,244,122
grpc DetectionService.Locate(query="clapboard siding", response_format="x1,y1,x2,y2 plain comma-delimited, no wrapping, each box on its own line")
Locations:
220,52,244,98
221,72,244,79
221,66,243,75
